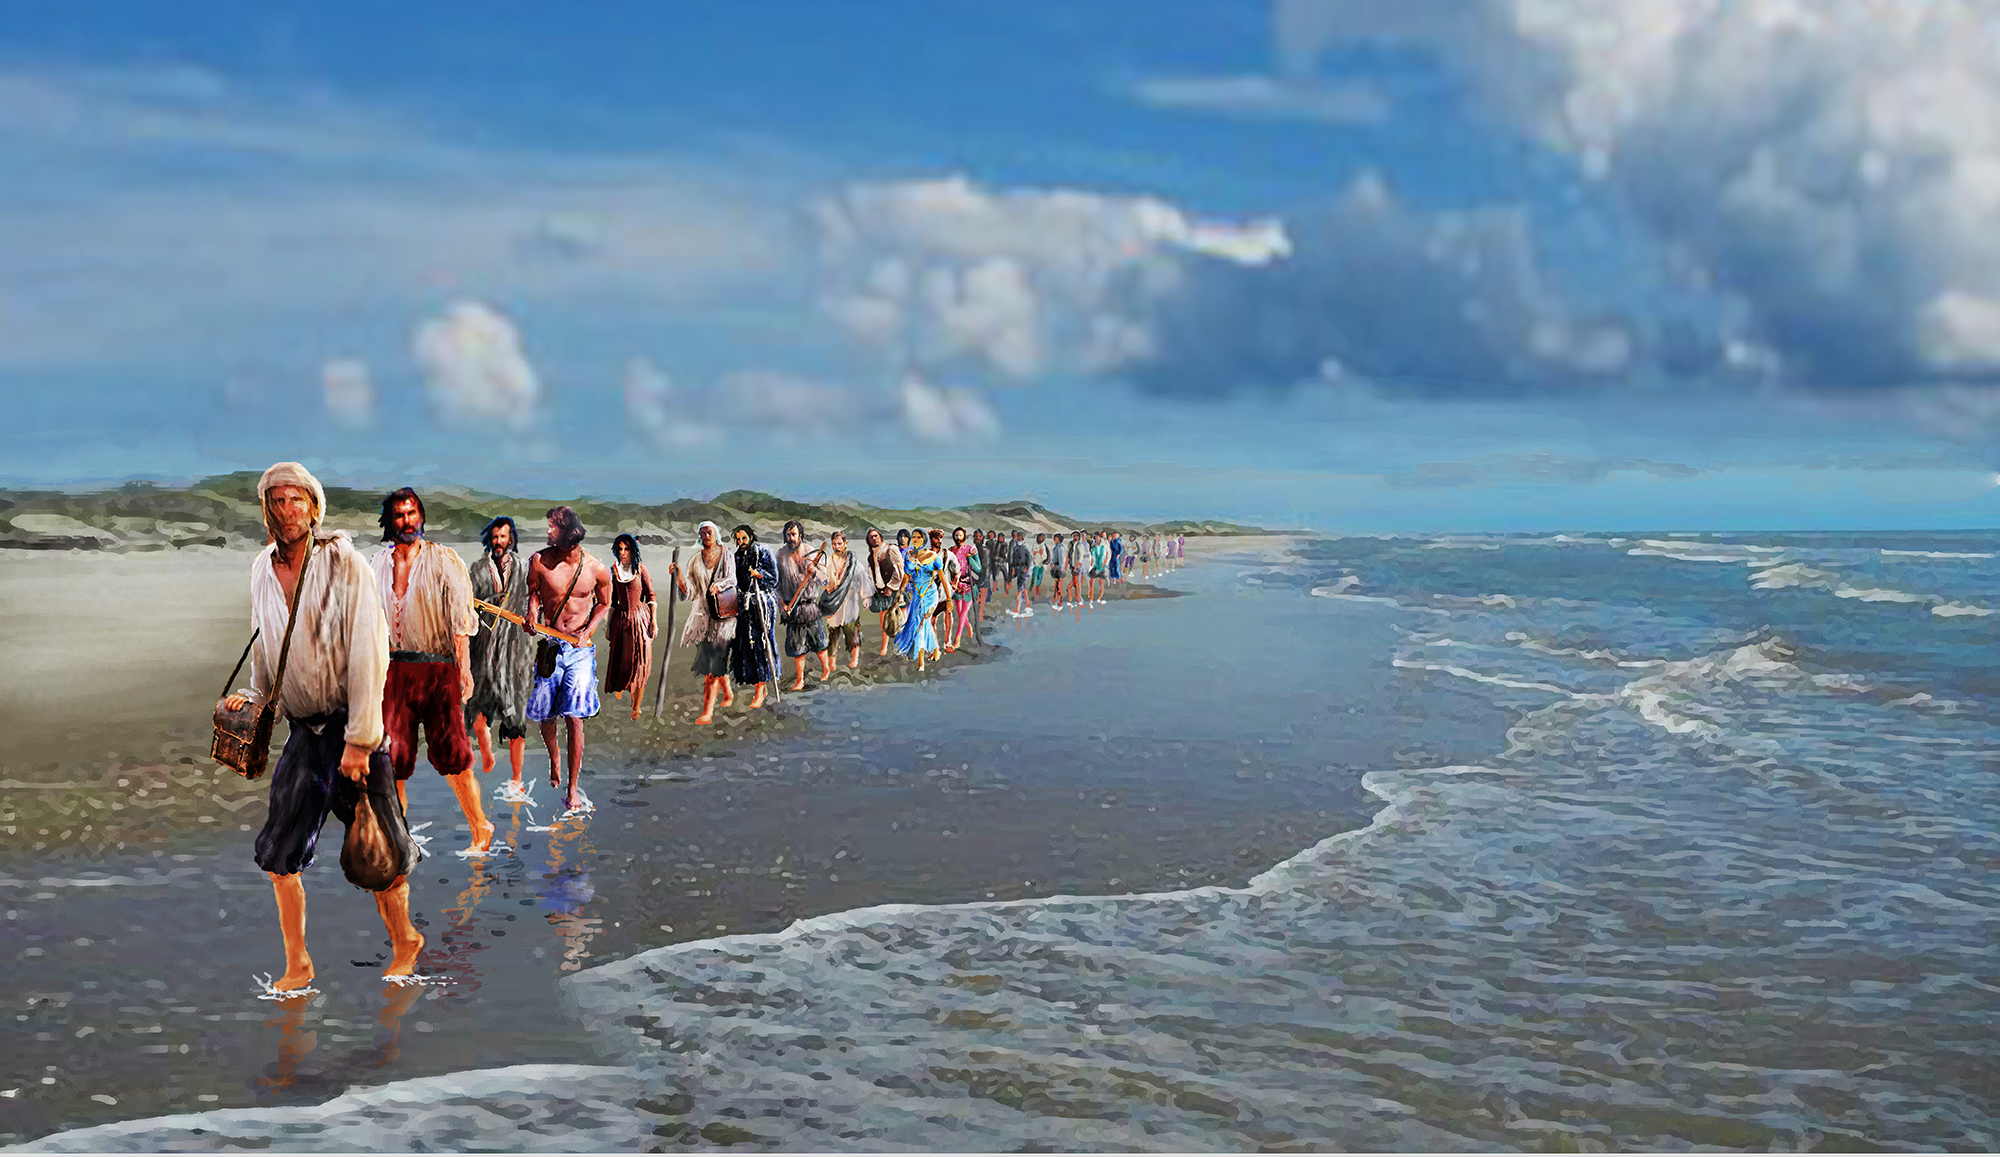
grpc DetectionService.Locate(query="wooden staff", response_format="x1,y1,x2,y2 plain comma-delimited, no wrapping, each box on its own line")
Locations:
472,598,586,647
652,546,680,719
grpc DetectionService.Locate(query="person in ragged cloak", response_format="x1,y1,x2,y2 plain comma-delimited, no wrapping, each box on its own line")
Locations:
604,533,657,721
467,516,535,801
866,527,907,657
729,524,781,708
820,529,866,672
776,519,827,692
676,521,736,725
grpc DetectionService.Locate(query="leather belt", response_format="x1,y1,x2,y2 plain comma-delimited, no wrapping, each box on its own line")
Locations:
390,650,453,664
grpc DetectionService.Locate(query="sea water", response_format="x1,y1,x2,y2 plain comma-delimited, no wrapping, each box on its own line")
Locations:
564,533,1999,1150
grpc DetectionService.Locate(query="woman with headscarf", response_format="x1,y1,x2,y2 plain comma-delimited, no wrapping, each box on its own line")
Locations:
730,523,780,708
604,533,657,720
676,521,736,725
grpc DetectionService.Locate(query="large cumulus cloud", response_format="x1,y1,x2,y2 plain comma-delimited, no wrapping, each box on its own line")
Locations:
813,172,1632,400
1279,0,2000,390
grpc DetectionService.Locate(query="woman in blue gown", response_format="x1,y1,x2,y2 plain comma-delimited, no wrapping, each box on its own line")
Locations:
894,532,948,670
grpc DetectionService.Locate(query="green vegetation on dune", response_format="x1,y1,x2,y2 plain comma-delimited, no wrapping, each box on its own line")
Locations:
0,474,1274,551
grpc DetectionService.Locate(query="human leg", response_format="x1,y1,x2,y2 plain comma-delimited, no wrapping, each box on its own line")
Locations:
267,872,314,992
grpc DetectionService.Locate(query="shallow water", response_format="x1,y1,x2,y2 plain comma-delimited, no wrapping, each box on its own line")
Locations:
20,533,1993,1151
5,544,1483,1143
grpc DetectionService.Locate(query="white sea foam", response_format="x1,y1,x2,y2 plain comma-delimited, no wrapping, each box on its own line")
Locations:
1833,585,1931,604
1749,562,1839,590
1881,549,1994,560
1391,658,1588,697
1629,540,1785,564
1932,602,1996,618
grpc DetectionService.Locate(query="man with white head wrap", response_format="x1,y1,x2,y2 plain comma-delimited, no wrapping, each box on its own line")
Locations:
220,462,424,993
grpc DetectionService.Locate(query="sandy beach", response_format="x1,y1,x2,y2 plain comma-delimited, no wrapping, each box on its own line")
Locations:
2,533,1473,1144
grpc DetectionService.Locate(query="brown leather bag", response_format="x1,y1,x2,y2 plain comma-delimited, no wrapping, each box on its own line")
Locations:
336,750,419,892
709,583,740,621
211,540,315,779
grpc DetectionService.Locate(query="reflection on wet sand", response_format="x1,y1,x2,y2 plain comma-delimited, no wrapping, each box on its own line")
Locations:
255,997,317,1091
371,981,424,1069
538,818,602,973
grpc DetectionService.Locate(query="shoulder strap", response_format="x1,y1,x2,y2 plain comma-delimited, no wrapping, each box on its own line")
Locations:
221,630,259,699
265,540,317,711
541,550,587,627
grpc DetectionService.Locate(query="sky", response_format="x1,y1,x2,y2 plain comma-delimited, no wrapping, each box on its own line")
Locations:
3,0,1999,532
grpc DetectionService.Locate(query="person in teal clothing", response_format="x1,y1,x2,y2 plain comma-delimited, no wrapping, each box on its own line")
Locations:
894,531,948,671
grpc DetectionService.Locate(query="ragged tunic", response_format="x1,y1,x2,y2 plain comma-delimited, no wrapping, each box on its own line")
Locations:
679,546,737,649
368,539,475,655
777,545,828,658
822,550,863,629
243,531,389,749
467,549,534,736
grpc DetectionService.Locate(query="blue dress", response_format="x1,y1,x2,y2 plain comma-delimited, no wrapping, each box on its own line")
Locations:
729,543,780,686
1109,537,1123,580
894,549,946,659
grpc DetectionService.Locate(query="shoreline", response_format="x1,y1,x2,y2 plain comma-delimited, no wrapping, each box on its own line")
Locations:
5,541,1422,1147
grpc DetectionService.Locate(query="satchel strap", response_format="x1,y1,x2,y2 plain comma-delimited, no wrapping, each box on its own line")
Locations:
540,550,588,629
266,538,317,711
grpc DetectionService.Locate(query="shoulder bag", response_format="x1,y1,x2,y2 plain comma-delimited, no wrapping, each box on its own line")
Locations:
211,540,315,779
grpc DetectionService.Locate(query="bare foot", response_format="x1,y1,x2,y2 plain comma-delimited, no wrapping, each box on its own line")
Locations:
549,765,561,790
789,678,806,692
694,712,713,725
272,958,315,993
565,791,582,813
467,819,494,854
384,930,425,980
749,688,768,709
630,705,641,721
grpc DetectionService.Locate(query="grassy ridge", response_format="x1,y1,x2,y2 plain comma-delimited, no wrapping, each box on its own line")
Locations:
0,474,1271,551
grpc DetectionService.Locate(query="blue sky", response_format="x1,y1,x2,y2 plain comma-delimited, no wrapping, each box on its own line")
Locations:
2,0,1997,531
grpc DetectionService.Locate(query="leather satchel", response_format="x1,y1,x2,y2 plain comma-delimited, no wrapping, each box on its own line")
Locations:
710,583,740,620
211,541,315,779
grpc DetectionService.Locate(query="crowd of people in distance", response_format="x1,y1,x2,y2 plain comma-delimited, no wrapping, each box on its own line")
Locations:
222,462,1190,996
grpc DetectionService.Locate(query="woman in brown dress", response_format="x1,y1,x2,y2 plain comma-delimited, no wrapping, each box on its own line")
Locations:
605,533,657,720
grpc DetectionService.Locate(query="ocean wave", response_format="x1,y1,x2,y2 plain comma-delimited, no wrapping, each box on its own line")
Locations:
1881,549,1994,560
1629,540,1785,564
1832,585,1931,604
1615,639,1808,740
1748,562,1839,590
1931,602,1996,618
1390,658,1592,698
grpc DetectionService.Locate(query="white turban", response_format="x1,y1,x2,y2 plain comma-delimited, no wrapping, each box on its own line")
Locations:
696,520,719,542
257,461,327,528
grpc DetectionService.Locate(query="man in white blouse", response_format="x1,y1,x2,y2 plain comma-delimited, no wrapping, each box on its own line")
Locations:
222,462,423,993
372,487,492,856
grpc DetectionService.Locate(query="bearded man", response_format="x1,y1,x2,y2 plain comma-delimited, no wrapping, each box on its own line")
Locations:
222,463,422,992
524,505,612,815
372,488,491,855
466,515,535,801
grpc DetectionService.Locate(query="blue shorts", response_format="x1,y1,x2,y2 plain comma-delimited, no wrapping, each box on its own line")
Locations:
526,642,601,721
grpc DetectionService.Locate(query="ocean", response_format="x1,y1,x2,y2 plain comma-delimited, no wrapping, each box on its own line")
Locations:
12,533,1997,1151
560,532,1999,1151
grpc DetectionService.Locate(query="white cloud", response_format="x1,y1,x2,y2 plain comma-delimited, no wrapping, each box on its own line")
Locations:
1124,74,1389,123
321,358,375,429
0,64,796,369
412,301,540,430
813,175,1289,385
901,374,1002,445
1279,0,2000,387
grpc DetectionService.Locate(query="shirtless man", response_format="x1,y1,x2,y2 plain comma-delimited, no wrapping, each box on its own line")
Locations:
523,505,613,814
223,462,422,992
372,488,490,855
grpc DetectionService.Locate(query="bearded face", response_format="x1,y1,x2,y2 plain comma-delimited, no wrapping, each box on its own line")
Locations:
387,498,424,545
490,522,515,555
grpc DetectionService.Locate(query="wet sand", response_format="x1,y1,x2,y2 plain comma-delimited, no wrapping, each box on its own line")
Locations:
1,536,1512,1144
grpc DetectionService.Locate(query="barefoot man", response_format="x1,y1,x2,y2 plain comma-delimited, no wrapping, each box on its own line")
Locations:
525,505,612,814
224,462,423,991
467,516,535,801
372,488,491,855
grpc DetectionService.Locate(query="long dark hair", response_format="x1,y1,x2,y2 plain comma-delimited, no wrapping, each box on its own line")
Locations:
731,523,757,544
546,505,586,552
782,519,805,543
378,487,425,541
480,516,519,554
611,533,642,566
